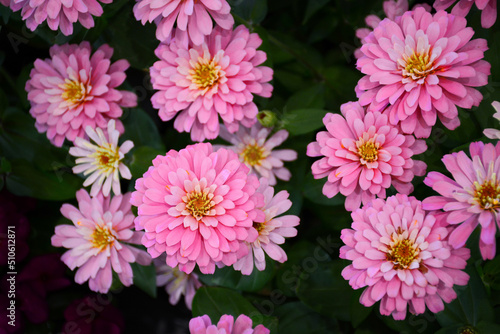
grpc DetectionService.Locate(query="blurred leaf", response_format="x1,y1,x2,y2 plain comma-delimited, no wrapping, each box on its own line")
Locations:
483,256,500,290
275,301,338,333
285,84,325,110
230,0,268,25
121,108,165,151
303,0,331,24
192,287,278,331
296,260,353,321
302,172,345,206
131,262,157,298
350,289,372,328
129,146,164,179
5,159,81,200
282,108,327,135
198,257,275,293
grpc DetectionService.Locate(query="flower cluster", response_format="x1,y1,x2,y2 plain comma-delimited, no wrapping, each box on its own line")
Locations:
189,314,270,334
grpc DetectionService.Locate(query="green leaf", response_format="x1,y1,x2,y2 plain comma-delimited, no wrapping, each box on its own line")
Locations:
192,286,278,331
303,0,331,24
483,255,500,290
129,146,164,179
282,108,327,136
230,0,268,25
296,260,353,321
5,159,81,200
302,172,345,206
121,108,165,151
275,302,338,333
198,257,275,292
285,84,325,110
131,261,157,298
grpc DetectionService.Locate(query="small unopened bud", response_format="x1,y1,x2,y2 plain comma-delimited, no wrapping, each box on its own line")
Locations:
257,110,277,127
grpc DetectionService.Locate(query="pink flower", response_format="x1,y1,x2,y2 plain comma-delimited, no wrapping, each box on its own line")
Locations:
483,101,500,139
234,178,299,275
26,42,137,147
189,314,270,334
131,143,265,274
356,7,491,138
306,101,427,211
340,194,470,320
3,0,113,36
422,141,500,260
150,25,273,142
217,123,297,185
133,0,234,45
70,119,133,197
434,0,497,28
51,189,152,293
155,255,202,309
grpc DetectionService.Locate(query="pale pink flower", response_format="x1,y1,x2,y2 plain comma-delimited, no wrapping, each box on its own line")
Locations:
434,0,497,28
133,0,234,45
189,314,270,334
234,178,299,275
51,189,152,293
26,42,137,147
154,255,202,309
306,101,427,211
69,119,133,197
130,143,265,274
483,101,500,139
356,8,491,138
422,141,500,260
217,123,297,185
3,0,113,36
150,25,273,142
340,194,470,320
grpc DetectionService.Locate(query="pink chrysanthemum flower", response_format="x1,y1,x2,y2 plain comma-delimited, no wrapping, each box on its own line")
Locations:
306,101,427,211
26,42,137,147
131,143,265,274
233,178,299,275
340,194,470,320
154,256,202,310
356,7,491,138
483,101,500,139
51,189,152,293
423,141,500,260
2,0,112,36
150,25,273,142
69,119,133,197
434,0,497,28
217,123,297,185
133,0,234,45
189,314,270,334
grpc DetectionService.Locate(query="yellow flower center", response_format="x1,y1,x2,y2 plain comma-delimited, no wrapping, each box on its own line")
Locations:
473,176,500,211
241,144,265,166
401,51,436,81
190,60,220,90
253,221,267,234
358,141,379,164
91,225,115,251
60,79,87,106
185,192,215,221
91,144,121,174
386,238,419,270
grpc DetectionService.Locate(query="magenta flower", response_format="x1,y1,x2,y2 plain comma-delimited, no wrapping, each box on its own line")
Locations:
150,25,273,142
234,178,299,275
134,0,234,45
51,189,152,293
131,143,265,274
434,0,497,28
306,101,426,211
356,7,491,138
189,314,270,334
70,119,133,197
154,256,202,309
217,123,297,185
2,0,112,36
423,141,500,260
26,42,137,147
340,194,470,320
